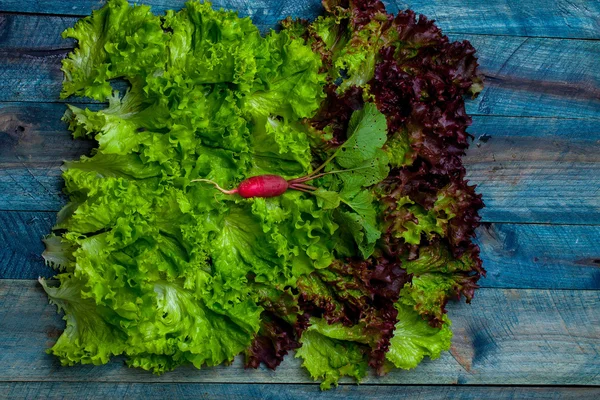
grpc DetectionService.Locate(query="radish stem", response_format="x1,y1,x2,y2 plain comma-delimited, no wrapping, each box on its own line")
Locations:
303,150,339,179
290,186,313,194
290,183,317,190
289,165,371,184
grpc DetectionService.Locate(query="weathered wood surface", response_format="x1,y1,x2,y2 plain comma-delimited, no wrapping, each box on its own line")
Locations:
2,211,599,290
2,0,600,39
397,1,600,39
476,223,600,290
2,103,599,223
467,161,600,224
2,14,600,119
460,35,600,119
0,280,598,385
1,383,599,400
1,0,599,397
0,0,323,34
0,211,54,279
0,14,76,50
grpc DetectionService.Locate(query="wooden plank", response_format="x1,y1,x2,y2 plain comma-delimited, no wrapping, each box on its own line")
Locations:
0,281,598,385
1,383,599,400
1,14,600,118
0,102,95,166
401,0,600,39
0,49,68,104
0,1,323,34
5,103,596,167
0,168,65,212
475,223,600,290
451,35,600,119
2,102,599,223
3,209,599,290
0,102,90,212
2,0,600,39
0,212,55,279
0,14,76,50
465,116,600,224
466,161,600,224
466,116,600,163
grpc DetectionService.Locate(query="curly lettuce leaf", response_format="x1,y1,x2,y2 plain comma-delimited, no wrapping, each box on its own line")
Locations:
40,276,128,365
245,30,326,120
61,0,167,100
161,1,261,91
296,329,368,390
386,302,452,370
249,117,312,177
393,241,481,326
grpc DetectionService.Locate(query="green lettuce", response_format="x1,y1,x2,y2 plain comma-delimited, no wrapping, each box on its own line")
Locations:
296,327,368,390
386,303,452,370
43,0,484,390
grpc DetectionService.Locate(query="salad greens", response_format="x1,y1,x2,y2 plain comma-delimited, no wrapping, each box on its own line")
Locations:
42,0,484,389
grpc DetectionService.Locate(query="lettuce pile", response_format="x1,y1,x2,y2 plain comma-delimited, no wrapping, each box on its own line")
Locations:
41,0,484,389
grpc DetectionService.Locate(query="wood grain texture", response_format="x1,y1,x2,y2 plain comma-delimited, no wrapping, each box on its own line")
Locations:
0,0,599,396
400,0,600,39
1,383,599,400
1,280,598,385
0,14,76,50
0,49,67,104
3,210,599,290
1,14,600,119
2,0,600,39
0,212,55,279
466,116,600,164
2,102,599,223
466,161,600,224
0,1,324,34
0,102,95,167
475,223,600,290
452,35,600,119
465,117,600,224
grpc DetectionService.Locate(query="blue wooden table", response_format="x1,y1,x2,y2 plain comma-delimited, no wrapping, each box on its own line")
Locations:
1,1,599,398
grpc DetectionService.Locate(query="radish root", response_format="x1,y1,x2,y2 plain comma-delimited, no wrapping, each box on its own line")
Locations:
190,179,239,195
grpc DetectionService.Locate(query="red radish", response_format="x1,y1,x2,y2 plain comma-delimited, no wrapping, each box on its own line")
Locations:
191,152,365,198
191,174,318,198
238,175,289,198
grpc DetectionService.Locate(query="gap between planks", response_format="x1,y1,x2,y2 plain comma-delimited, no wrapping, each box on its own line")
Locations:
1,99,598,121
3,210,600,226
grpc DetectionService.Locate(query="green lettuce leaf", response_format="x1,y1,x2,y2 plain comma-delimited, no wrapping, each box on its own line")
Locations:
386,303,452,370
296,329,368,390
61,0,167,100
245,30,325,120
384,129,414,168
40,276,128,365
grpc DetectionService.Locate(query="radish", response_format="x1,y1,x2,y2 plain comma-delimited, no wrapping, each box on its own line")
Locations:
191,154,360,198
192,175,303,198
